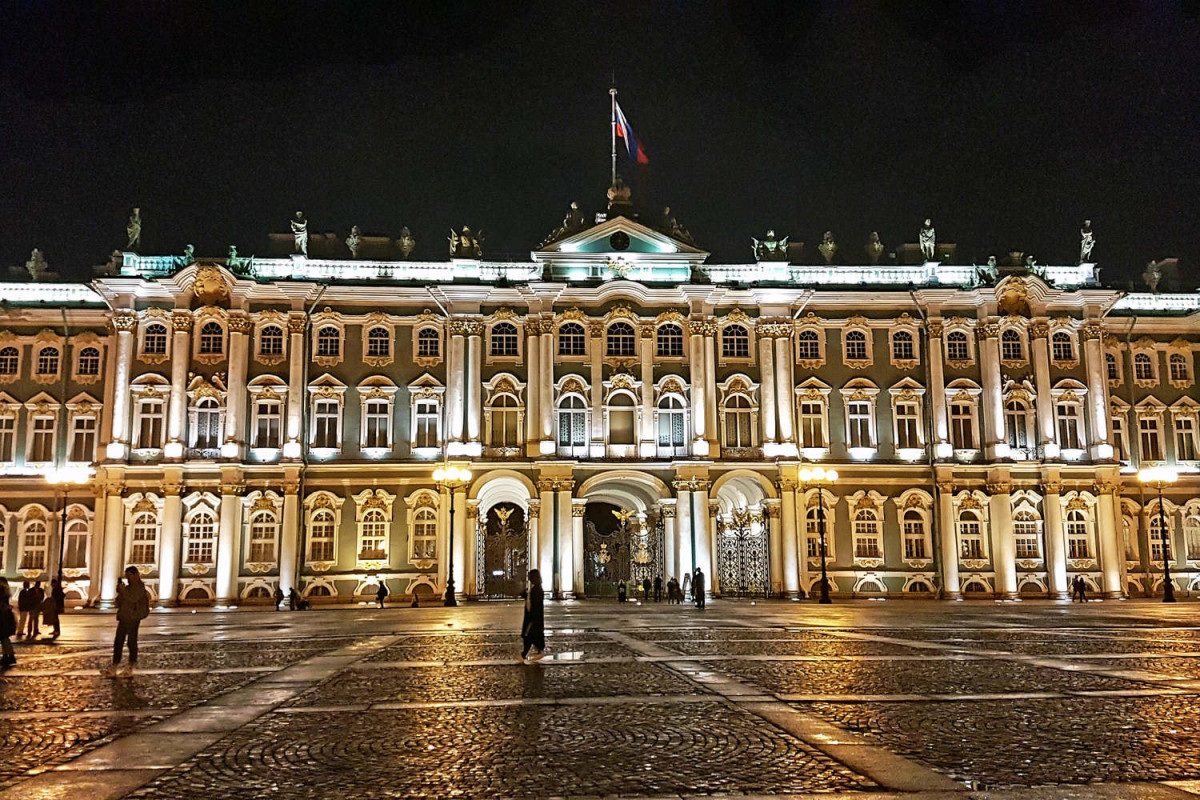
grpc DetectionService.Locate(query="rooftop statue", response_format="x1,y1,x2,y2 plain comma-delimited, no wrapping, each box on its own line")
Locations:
919,218,936,261
226,245,253,276
291,211,308,256
975,255,999,287
174,244,195,269
25,248,49,281
542,201,589,246
752,230,789,262
818,231,837,264
346,225,361,258
126,207,142,250
398,227,415,259
450,226,483,258
659,205,694,245
1143,258,1177,293
607,176,632,211
1079,220,1095,264
865,231,884,264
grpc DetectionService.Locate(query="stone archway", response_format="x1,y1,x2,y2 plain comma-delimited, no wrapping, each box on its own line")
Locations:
471,473,534,598
576,471,670,598
712,471,774,597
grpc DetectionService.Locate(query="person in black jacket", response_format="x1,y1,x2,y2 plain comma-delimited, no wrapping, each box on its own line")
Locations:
376,581,389,608
520,569,545,662
0,578,16,667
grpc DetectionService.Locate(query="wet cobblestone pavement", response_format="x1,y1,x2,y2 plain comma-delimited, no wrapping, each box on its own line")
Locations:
3,601,1200,798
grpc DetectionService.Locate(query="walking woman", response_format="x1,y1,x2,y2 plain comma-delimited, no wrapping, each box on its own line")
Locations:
520,569,545,662
0,578,16,668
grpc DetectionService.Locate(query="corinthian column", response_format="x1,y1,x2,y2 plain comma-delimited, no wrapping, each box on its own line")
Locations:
539,324,554,453
1041,480,1068,599
639,323,655,457
977,322,1004,460
988,480,1016,598
937,480,960,598
278,473,301,595
99,481,126,607
215,480,244,605
1083,322,1113,460
525,320,541,456
775,331,796,455
764,500,782,596
165,311,192,459
445,319,466,452
687,320,708,456
757,327,777,449
465,322,482,455
927,321,951,458
157,480,184,607
778,478,799,596
1030,321,1058,458
284,314,306,459
224,313,251,457
571,500,587,598
1094,480,1123,597
107,312,137,460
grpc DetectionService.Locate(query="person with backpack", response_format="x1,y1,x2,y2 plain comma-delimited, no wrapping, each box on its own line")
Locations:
102,566,150,677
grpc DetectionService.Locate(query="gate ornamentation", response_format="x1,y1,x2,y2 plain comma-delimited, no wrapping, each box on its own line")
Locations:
476,503,527,598
583,506,665,597
716,509,769,597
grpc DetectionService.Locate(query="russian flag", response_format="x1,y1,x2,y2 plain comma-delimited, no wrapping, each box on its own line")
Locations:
615,101,649,164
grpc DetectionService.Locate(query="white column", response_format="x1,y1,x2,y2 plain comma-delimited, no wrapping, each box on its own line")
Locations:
989,483,1017,598
157,484,183,606
537,481,554,595
446,321,466,451
278,477,300,595
557,483,575,597
758,333,777,447
285,315,305,458
539,328,555,452
1030,323,1058,456
675,482,694,576
694,481,713,582
571,500,587,597
780,481,800,596
589,325,604,455
1041,481,1068,598
224,314,250,456
707,502,721,596
928,322,950,458
525,321,541,455
526,500,540,582
466,327,482,452
688,322,707,454
1083,323,1112,459
451,490,468,597
215,484,242,605
774,335,796,451
1095,482,1123,597
107,313,137,458
88,489,108,604
704,332,718,452
765,500,782,596
978,324,1004,460
166,312,191,458
99,483,125,607
661,500,678,582
937,482,960,598
464,504,479,597
639,326,655,456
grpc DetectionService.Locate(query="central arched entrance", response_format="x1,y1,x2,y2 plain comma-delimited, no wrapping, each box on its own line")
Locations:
478,502,528,598
576,471,671,598
712,470,775,597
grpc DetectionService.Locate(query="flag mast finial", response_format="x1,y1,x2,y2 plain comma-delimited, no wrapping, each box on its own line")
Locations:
610,83,618,188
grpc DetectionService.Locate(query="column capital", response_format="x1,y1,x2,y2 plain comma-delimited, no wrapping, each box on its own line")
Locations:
1039,480,1064,495
673,478,710,492
660,505,677,518
103,481,126,497
936,480,956,493
171,310,193,331
449,318,479,336
1093,480,1120,495
587,321,604,338
219,482,246,497
287,314,307,334
976,322,1000,340
764,502,781,519
552,479,575,491
1028,321,1049,339
1081,321,1104,341
161,482,184,497
112,312,137,332
708,502,720,516
465,504,479,520
688,319,716,337
571,504,587,517
282,477,301,495
776,478,798,492
639,323,656,339
985,481,1012,496
926,320,944,338
536,478,556,493
524,319,546,337
528,499,541,515
227,313,252,334
757,321,791,339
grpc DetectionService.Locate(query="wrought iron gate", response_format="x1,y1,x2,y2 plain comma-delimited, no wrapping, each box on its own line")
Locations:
583,504,665,597
476,503,527,598
716,509,769,597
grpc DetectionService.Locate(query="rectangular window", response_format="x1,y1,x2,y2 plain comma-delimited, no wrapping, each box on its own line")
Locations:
63,523,89,568
415,400,439,449
798,401,825,448
1014,521,1040,559
1140,417,1162,461
255,400,282,449
309,515,336,563
137,399,165,448
903,518,927,559
313,400,340,449
364,400,390,449
950,403,976,450
1056,404,1082,450
248,516,277,563
895,403,920,450
70,416,96,462
0,416,16,462
1176,416,1197,461
1111,414,1127,460
412,513,437,560
847,401,872,449
29,416,55,462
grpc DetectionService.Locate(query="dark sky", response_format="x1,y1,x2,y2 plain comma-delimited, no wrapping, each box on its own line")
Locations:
2,1,1198,289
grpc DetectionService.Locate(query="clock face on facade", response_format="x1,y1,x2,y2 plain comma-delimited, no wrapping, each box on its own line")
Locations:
609,231,630,251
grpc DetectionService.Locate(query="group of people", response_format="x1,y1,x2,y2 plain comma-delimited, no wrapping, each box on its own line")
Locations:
1070,575,1091,602
616,569,707,609
0,578,67,668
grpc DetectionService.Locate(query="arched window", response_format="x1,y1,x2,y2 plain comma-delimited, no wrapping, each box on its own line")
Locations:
20,518,48,571
366,327,391,358
487,393,521,447
130,511,158,564
63,517,89,568
557,395,588,452
77,347,101,376
248,510,278,562
1149,512,1170,561
1066,508,1090,559
558,323,586,356
491,322,519,357
199,322,224,355
412,507,437,560
722,324,749,358
946,330,969,361
1133,352,1155,382
316,326,340,358
194,397,223,450
722,394,753,448
796,329,820,361
186,512,216,564
0,347,17,375
1185,514,1200,561
1105,352,1119,381
656,323,684,357
902,509,927,559
1001,328,1023,361
608,393,636,445
657,395,686,454
143,324,168,355
1051,331,1075,362
1004,400,1032,450
1169,353,1190,383
853,509,881,559
844,330,867,361
1013,509,1041,559
359,508,387,560
804,504,832,559
417,327,440,357
36,346,60,375
606,322,635,357
892,330,914,361
958,509,984,559
309,509,336,562
259,325,284,356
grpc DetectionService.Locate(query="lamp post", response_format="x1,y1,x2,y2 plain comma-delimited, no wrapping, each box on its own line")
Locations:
799,467,838,604
1138,466,1178,603
433,465,472,607
44,466,94,586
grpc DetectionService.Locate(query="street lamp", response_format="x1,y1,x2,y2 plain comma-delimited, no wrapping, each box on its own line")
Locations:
1138,466,1178,603
44,466,94,586
799,467,838,604
433,465,472,607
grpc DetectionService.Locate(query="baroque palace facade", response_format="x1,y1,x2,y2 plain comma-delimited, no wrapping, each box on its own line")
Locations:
2,197,1200,606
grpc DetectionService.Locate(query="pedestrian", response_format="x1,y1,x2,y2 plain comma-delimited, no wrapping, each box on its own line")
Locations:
0,578,16,668
642,577,651,602
15,582,31,640
667,576,679,604
520,569,545,662
410,592,420,608
617,581,627,603
654,575,663,602
41,580,62,640
1077,577,1088,603
376,581,389,608
27,581,44,639
694,568,706,610
103,566,150,677
682,572,691,603
288,588,298,611
51,579,65,637
273,586,285,611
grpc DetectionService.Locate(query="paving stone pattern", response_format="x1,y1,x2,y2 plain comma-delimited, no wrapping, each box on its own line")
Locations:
0,671,256,712
656,637,931,657
0,713,165,789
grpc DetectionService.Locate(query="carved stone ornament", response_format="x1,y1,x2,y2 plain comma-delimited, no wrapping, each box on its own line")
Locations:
193,265,232,307
113,313,138,333
571,505,587,517
1028,321,1049,339
959,495,983,510
560,377,586,396
985,482,1012,496
1093,481,1119,495
926,321,944,338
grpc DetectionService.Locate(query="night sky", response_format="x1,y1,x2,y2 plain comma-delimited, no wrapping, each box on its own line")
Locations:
2,2,1198,289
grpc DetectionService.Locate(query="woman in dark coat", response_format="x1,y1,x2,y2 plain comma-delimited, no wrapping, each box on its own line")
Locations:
520,569,545,662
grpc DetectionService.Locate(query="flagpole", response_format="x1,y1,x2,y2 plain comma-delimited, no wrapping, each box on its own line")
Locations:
610,85,617,187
